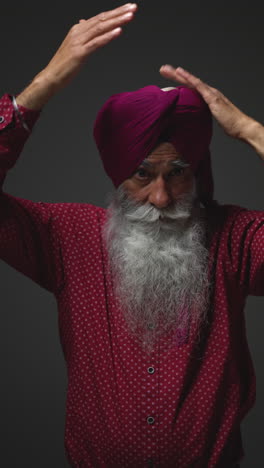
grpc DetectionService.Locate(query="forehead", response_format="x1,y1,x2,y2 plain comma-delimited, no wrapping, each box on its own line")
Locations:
141,142,187,167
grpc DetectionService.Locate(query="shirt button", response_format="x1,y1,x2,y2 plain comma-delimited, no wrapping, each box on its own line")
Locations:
148,367,155,374
147,323,155,330
0,116,5,124
147,416,155,424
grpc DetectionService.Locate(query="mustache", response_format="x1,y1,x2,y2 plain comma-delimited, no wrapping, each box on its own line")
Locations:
123,193,196,223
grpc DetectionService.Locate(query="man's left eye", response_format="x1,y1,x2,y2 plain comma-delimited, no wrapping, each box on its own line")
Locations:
170,168,184,176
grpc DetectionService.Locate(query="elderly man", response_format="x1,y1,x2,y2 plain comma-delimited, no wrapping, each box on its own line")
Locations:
0,3,263,467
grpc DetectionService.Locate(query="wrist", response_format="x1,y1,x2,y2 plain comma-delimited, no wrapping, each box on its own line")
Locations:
239,118,264,160
238,117,260,141
16,69,60,111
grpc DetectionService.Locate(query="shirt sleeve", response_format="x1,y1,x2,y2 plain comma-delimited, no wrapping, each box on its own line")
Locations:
227,208,264,297
0,94,63,294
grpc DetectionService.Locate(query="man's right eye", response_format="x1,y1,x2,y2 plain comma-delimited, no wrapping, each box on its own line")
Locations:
135,168,149,179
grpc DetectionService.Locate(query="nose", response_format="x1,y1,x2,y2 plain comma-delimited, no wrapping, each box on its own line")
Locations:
148,176,172,209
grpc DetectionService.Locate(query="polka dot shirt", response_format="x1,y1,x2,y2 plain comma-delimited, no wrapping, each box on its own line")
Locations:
0,94,263,467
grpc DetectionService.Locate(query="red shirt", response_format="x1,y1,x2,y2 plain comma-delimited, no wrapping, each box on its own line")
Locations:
0,93,263,467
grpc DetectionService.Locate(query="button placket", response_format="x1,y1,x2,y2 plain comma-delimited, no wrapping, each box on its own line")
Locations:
145,366,156,432
142,351,158,461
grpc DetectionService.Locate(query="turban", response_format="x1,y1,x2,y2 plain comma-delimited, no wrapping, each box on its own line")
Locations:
93,85,214,206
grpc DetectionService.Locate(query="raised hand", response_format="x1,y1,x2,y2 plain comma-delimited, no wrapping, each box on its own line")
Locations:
159,65,253,141
42,3,138,90
16,3,138,109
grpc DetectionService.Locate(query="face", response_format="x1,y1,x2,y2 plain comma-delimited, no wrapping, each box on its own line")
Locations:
121,142,194,209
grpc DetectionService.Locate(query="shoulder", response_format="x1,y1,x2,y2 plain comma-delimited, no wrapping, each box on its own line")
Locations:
206,203,264,233
39,202,107,232
47,202,106,218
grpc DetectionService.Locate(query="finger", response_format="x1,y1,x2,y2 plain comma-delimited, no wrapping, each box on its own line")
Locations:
99,2,138,20
84,27,123,55
160,68,190,86
160,65,213,104
102,2,138,19
80,10,136,45
159,65,195,89
173,68,233,111
84,3,137,26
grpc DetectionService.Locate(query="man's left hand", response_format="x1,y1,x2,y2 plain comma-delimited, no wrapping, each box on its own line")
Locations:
159,65,253,141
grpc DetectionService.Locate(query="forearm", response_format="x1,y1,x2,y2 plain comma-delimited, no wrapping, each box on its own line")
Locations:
240,118,264,161
16,70,60,111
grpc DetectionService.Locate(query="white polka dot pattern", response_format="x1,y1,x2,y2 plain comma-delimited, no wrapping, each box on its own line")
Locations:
0,94,41,179
0,94,263,467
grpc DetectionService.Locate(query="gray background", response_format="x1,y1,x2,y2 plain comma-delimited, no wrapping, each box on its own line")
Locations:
0,0,263,466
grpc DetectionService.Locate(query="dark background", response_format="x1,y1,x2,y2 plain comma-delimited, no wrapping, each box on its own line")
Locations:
0,1,263,466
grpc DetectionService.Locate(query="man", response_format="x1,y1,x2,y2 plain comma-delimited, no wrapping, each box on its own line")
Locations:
0,3,263,467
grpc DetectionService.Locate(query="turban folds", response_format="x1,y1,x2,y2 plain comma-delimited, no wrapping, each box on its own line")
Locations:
93,85,214,206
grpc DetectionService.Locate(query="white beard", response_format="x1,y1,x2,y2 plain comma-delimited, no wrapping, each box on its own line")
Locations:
103,184,210,354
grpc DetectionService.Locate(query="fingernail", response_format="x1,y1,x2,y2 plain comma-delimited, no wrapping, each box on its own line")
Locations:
123,11,133,18
161,64,173,70
177,67,187,74
125,3,137,8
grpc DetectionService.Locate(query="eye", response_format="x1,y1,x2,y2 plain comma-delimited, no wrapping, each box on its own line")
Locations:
134,168,149,179
169,167,185,176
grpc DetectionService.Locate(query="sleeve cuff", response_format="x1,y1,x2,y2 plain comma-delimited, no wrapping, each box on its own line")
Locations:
0,93,41,133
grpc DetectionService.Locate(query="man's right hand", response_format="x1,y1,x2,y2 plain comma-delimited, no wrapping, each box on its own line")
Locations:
16,3,138,110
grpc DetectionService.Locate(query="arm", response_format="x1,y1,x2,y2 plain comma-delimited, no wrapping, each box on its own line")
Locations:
239,120,264,161
159,65,264,161
16,3,137,110
0,3,138,291
227,208,264,297
0,95,62,292
159,65,264,296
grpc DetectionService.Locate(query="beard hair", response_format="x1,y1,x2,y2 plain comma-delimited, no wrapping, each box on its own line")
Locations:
103,183,210,354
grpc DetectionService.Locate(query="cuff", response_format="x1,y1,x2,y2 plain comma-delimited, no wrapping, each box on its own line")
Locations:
0,93,41,133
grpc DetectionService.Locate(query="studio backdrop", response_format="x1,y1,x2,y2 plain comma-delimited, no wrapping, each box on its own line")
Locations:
0,1,263,466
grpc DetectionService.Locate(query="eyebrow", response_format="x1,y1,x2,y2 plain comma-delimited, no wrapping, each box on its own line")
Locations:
140,159,190,168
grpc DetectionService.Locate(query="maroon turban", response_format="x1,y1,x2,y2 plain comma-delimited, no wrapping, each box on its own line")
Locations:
93,85,214,206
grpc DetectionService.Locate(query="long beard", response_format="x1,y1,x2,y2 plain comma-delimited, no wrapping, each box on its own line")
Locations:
103,185,210,354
